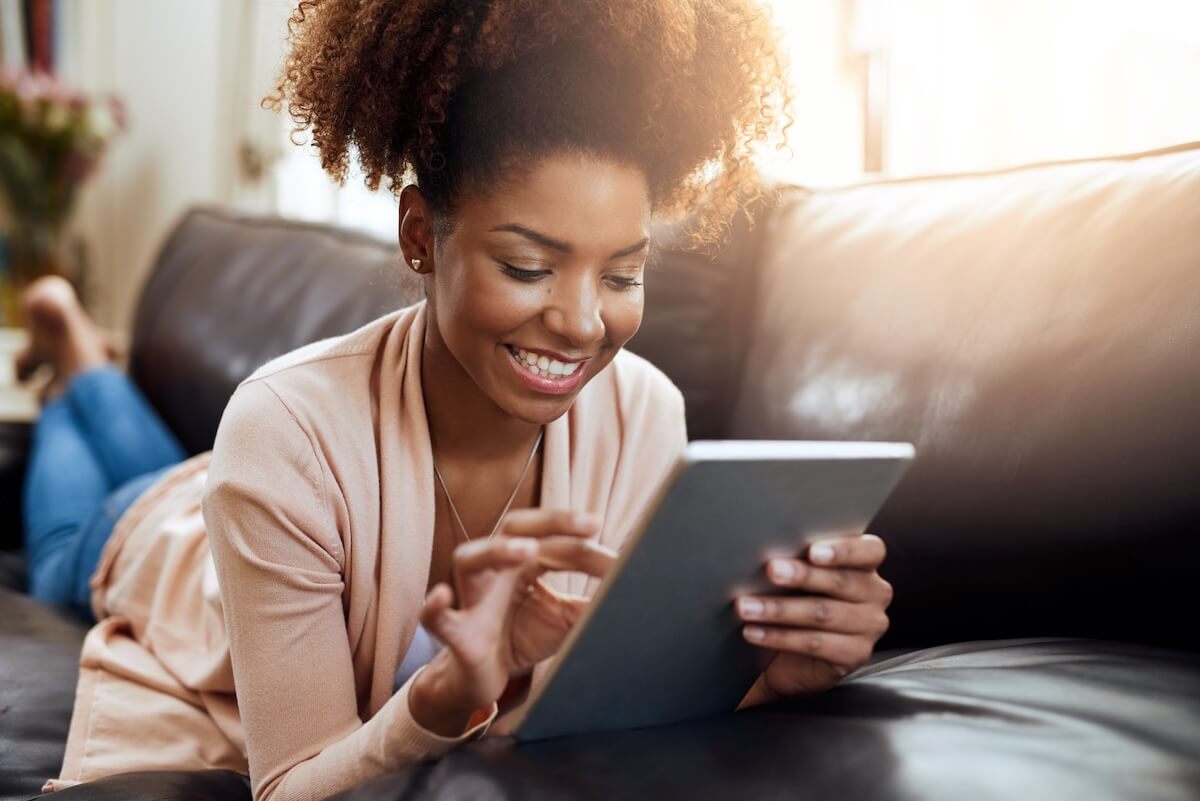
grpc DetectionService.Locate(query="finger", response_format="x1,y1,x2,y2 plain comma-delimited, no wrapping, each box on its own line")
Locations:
419,582,459,641
453,537,539,598
527,536,616,578
453,536,538,578
765,558,888,603
499,509,601,540
807,533,887,569
736,596,889,637
742,626,875,667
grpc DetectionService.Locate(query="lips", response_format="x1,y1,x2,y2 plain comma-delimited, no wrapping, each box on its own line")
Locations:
504,345,589,395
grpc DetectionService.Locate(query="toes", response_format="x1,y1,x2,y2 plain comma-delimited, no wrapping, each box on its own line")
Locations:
22,277,79,329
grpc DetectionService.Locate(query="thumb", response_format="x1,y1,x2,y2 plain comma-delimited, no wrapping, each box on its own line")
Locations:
420,582,459,643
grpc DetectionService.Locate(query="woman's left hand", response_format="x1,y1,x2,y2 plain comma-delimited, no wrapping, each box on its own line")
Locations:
736,533,892,697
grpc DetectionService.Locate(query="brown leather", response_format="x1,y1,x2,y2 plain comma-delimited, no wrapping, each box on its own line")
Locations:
730,142,1200,651
0,588,84,801
326,639,1200,801
128,208,426,455
628,201,770,439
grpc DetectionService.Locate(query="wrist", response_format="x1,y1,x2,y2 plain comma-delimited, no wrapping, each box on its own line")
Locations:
409,653,487,736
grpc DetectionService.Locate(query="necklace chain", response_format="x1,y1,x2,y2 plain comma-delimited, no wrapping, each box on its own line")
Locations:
433,428,544,542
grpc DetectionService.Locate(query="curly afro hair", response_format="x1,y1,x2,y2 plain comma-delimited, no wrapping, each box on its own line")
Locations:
270,0,790,244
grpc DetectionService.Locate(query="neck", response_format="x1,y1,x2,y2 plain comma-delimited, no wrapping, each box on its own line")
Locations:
420,313,542,463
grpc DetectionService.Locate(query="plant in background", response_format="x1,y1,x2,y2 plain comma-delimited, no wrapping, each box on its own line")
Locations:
0,68,123,314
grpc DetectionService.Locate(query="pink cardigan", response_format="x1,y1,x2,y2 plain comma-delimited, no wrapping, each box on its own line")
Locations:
43,301,687,801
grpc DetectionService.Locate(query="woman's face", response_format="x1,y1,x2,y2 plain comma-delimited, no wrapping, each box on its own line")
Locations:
403,153,651,424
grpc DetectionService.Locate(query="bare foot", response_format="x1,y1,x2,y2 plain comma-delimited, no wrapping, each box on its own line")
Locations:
13,276,112,395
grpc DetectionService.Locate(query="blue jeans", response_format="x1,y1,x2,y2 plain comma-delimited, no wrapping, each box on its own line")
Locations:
23,366,187,621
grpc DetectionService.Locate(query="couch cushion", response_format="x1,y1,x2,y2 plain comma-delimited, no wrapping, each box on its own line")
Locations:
0,588,88,801
29,771,251,801
18,638,1200,800
730,143,1200,651
321,639,1200,801
128,208,426,455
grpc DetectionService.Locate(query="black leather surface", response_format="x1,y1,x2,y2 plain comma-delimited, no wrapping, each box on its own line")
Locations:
730,143,1200,653
321,639,1200,801
25,640,1195,801
128,208,426,456
25,771,252,801
0,588,87,801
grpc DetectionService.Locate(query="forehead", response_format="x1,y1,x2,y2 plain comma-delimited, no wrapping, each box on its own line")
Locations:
458,153,651,249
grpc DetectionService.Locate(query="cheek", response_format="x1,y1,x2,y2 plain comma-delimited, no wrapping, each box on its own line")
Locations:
601,291,644,350
436,260,540,343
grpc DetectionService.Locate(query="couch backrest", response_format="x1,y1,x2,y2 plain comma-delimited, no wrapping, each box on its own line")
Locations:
129,208,424,455
732,142,1200,651
129,206,763,454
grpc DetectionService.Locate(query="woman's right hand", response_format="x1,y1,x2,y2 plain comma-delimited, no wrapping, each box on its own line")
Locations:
409,509,613,735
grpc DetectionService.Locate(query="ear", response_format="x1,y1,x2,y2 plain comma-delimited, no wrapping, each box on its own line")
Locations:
399,185,435,274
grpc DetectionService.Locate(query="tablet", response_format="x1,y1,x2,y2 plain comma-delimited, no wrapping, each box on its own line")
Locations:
510,439,914,742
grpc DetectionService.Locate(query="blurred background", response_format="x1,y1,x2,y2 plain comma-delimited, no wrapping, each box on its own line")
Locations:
1,0,1198,334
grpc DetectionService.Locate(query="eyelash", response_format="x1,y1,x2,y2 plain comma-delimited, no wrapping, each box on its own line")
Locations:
499,262,643,290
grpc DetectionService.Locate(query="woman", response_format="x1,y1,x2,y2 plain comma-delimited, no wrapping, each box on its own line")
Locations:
18,276,187,620
36,2,893,800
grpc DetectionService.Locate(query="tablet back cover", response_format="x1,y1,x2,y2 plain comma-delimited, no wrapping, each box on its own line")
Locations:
514,440,913,742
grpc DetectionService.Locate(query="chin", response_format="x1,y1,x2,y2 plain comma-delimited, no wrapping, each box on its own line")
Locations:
500,391,578,426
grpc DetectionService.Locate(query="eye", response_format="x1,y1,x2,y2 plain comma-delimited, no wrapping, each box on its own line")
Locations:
604,274,644,291
499,262,549,282
604,270,643,292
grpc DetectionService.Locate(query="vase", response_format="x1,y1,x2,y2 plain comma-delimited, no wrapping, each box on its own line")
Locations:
0,219,67,327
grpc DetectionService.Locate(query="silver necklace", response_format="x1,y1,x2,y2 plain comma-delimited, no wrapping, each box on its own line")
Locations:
433,428,544,542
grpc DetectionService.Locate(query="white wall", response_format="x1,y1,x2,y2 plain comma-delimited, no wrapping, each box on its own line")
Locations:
63,0,243,330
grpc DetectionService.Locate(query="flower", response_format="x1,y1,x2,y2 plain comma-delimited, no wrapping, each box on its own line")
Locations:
0,69,125,282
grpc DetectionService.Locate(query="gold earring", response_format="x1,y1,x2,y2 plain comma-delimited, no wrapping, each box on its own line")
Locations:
410,258,423,273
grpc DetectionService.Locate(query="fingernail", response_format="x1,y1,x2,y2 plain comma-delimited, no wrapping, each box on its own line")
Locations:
507,538,537,555
744,626,766,642
770,559,795,580
738,598,764,618
810,544,835,565
575,511,600,529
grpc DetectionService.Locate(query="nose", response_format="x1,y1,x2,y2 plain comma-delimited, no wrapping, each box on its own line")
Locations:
542,274,605,349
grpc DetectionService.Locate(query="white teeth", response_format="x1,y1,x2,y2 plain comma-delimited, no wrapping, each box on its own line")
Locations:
511,346,583,379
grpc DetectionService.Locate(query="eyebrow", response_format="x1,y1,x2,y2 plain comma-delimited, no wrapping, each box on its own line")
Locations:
490,224,649,260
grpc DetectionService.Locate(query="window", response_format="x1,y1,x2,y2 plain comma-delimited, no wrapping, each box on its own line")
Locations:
263,0,1200,235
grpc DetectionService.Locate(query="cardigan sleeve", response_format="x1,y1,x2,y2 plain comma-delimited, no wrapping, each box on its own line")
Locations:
203,379,493,801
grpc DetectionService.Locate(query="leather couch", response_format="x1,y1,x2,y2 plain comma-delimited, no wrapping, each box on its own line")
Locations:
3,141,1200,801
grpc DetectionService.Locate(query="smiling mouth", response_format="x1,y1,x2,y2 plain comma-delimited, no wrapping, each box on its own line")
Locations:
506,345,585,378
